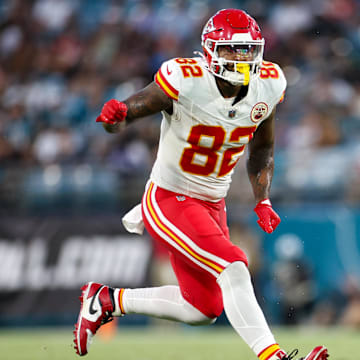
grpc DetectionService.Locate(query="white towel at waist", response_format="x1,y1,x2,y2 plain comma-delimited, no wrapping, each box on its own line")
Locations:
122,203,144,235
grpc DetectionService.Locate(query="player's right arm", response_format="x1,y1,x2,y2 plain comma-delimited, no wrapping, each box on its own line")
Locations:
98,81,173,133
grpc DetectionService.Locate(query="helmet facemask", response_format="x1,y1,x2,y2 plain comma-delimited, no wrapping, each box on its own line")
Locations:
202,36,264,86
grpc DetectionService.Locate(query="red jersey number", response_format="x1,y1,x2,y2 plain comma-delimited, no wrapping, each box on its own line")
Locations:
218,126,256,177
260,61,279,79
175,58,203,78
180,125,225,176
180,125,256,177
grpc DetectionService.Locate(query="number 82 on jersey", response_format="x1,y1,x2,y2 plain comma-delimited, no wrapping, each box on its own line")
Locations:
180,124,256,178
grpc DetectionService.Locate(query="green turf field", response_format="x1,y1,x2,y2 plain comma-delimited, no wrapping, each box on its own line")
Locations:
0,326,358,360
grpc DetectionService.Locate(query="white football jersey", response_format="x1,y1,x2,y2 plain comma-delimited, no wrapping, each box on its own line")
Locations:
151,57,286,201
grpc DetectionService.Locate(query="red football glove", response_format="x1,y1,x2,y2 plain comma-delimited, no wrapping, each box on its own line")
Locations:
254,199,281,234
96,99,128,125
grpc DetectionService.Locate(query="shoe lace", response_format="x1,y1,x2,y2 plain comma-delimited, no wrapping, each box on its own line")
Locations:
282,349,299,360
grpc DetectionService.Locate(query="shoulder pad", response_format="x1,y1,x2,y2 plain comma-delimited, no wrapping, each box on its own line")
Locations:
154,59,181,101
154,58,206,101
260,61,287,104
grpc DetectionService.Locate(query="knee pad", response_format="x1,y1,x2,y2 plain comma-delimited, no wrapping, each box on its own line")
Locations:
217,261,252,289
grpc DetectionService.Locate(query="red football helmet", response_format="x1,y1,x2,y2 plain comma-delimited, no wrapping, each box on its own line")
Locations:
201,9,265,85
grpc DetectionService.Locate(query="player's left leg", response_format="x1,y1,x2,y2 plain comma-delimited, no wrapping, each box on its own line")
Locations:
140,183,282,358
117,284,215,324
73,282,213,356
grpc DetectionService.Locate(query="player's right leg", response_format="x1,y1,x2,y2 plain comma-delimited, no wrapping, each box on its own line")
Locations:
301,346,328,360
263,346,328,360
141,183,329,360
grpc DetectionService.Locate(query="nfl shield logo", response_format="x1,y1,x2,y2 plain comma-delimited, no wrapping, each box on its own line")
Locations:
176,195,186,202
228,109,236,118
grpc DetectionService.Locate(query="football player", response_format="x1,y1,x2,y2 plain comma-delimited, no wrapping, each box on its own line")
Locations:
74,9,328,360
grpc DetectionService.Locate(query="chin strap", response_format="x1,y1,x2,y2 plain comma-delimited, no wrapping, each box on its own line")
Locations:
221,69,244,85
220,71,247,87
221,62,251,85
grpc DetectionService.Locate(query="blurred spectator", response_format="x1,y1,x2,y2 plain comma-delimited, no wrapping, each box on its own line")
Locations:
268,0,315,40
270,234,317,324
310,274,360,327
339,275,360,328
285,109,341,152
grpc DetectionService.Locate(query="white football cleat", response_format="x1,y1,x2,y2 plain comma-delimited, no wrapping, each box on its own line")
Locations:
73,282,115,356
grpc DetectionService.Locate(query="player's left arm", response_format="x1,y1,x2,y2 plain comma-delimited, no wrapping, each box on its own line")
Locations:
247,107,280,233
247,108,275,202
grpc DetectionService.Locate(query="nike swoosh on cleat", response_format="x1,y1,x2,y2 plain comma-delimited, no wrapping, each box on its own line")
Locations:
89,286,104,315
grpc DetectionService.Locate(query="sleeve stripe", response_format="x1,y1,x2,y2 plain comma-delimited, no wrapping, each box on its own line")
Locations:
155,69,179,101
279,90,285,103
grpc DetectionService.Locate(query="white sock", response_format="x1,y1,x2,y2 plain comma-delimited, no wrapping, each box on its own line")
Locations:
114,285,214,325
217,261,279,356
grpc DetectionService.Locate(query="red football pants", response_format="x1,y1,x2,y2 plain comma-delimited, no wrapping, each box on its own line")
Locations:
141,182,248,318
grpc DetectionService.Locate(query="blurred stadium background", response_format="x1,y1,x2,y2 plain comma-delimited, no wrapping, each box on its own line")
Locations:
0,0,360,358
